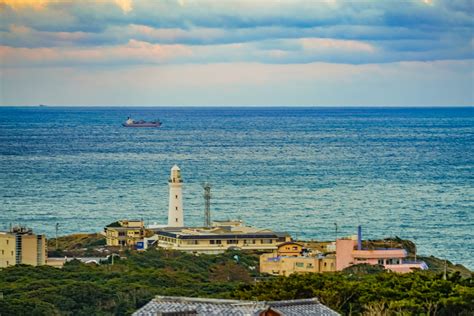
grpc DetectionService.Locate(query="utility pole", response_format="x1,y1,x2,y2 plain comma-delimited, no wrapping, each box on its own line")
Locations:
203,183,211,227
55,223,60,250
443,258,447,280
413,236,417,263
112,253,116,265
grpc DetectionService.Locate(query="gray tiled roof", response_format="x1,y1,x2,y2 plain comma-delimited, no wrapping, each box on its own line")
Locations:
268,298,340,316
133,296,340,316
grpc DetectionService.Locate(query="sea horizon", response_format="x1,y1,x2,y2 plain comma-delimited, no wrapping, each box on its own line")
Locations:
2,105,473,108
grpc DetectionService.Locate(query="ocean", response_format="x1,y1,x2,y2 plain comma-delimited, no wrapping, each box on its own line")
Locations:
0,107,473,269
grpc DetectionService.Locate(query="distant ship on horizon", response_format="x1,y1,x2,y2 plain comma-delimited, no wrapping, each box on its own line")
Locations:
122,117,162,128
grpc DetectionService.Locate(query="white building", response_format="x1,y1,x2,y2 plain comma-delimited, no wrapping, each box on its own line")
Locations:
167,165,184,227
153,220,291,254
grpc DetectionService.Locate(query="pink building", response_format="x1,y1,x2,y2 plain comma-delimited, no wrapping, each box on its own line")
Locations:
335,227,428,273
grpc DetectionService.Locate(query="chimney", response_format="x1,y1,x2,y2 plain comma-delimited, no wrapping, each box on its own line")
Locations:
357,225,362,250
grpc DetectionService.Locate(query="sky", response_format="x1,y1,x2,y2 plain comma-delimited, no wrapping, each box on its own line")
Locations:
0,0,473,106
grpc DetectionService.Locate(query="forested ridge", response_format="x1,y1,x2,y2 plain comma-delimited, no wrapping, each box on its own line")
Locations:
0,249,472,315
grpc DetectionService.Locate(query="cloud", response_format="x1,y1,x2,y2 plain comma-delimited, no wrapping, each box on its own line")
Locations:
114,0,132,13
2,0,472,31
3,33,473,68
0,0,474,90
0,0,473,108
299,38,375,53
1,0,53,10
1,0,133,13
0,39,193,67
0,35,385,67
0,0,472,67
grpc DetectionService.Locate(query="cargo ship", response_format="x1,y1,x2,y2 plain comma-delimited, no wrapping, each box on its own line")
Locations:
122,117,162,127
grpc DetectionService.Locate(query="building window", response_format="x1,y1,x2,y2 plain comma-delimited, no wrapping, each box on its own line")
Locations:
307,263,313,268
187,240,199,245
292,246,298,250
324,262,327,267
227,240,238,244
1,250,3,255
210,240,221,244
176,218,178,222
261,239,272,244
176,206,178,211
6,240,9,245
175,195,178,199
378,259,384,265
386,258,401,265
295,262,304,268
118,232,125,236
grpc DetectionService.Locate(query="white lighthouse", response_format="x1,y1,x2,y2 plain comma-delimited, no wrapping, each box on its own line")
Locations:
168,165,184,227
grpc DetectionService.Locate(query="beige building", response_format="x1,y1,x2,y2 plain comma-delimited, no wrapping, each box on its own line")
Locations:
0,226,46,268
260,242,336,276
154,220,291,254
276,241,304,257
105,220,147,247
300,240,336,253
